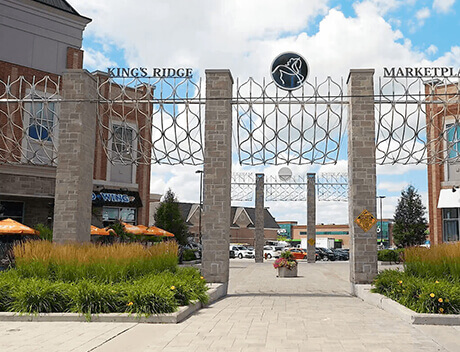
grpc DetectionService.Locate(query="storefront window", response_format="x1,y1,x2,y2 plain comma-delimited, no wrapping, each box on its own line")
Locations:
442,208,460,242
0,201,24,222
102,206,136,226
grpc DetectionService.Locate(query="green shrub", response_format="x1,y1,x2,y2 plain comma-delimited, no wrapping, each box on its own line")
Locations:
10,278,72,313
0,266,207,316
372,270,460,314
34,224,53,242
122,280,176,316
70,280,124,316
182,249,198,262
378,249,403,262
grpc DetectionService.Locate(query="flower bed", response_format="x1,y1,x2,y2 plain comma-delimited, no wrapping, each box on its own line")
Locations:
0,241,208,318
372,243,460,314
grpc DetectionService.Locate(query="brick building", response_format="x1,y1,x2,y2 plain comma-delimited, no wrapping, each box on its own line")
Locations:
427,82,460,245
0,0,151,229
288,220,394,249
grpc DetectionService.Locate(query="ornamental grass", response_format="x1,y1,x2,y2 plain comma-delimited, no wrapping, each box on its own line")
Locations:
0,241,208,317
404,242,460,282
12,241,178,283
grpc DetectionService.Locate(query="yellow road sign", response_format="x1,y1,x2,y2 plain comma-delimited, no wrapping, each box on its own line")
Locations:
307,238,315,246
355,209,377,232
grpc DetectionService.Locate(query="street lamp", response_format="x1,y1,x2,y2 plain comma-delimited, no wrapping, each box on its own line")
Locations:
377,195,386,247
195,170,204,246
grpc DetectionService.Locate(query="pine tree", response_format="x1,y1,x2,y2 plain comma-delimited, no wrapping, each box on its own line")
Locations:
393,185,428,247
154,189,189,245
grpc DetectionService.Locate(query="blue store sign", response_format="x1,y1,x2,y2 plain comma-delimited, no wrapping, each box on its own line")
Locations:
271,52,309,91
91,189,142,207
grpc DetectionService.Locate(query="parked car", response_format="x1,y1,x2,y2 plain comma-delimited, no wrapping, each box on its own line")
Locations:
230,245,255,259
229,249,236,259
316,247,337,261
288,248,308,260
263,245,280,259
332,248,349,261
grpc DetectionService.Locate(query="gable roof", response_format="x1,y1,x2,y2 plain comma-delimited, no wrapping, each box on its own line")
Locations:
177,202,279,230
32,0,91,20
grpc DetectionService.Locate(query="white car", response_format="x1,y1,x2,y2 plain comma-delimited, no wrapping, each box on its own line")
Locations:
263,245,281,259
230,245,255,259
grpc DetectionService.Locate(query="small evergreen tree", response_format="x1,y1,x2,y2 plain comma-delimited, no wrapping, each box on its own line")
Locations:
393,185,428,247
154,189,189,245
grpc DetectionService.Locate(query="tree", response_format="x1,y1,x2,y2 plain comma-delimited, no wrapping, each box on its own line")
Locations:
154,189,189,245
392,185,428,247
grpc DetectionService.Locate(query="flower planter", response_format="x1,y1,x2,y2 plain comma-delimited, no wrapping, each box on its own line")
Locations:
278,265,298,277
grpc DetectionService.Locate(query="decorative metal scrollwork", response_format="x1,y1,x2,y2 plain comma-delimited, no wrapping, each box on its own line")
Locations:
376,77,460,165
97,76,204,165
0,76,61,165
235,77,346,165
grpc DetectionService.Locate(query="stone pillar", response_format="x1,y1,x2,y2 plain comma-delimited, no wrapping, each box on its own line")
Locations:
306,173,316,263
53,70,97,243
347,69,378,285
202,70,233,286
255,173,265,263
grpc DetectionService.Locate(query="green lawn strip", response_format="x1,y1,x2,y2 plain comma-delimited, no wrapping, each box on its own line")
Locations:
372,269,460,314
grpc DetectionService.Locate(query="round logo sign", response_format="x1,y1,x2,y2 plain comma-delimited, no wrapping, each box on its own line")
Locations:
271,52,309,91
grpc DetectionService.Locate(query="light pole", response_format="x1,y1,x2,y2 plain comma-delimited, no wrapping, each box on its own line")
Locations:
377,195,386,247
195,170,203,246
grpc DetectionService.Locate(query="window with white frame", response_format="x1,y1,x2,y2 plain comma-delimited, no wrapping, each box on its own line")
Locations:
110,123,136,183
442,208,460,242
24,96,58,165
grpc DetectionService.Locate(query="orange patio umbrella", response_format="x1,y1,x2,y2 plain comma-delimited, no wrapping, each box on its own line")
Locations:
121,222,145,235
90,225,115,236
143,226,175,237
0,218,38,235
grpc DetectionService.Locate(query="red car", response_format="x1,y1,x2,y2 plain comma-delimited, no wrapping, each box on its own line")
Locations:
288,248,308,260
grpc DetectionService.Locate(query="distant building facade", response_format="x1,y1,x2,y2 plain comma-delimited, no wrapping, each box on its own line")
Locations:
287,220,394,249
149,198,279,245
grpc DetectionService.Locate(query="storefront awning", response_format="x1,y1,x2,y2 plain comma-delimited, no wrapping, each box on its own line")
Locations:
437,189,460,208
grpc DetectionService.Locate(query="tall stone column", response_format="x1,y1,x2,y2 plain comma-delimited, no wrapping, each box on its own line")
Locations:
255,173,265,263
347,69,378,286
53,70,97,243
202,70,233,286
306,173,316,263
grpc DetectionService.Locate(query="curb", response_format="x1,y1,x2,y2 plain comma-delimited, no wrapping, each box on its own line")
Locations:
353,284,460,326
0,283,226,324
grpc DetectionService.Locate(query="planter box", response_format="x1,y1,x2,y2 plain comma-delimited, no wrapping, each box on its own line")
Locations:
278,266,298,277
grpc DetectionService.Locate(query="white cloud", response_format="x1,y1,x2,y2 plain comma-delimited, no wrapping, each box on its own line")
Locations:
82,47,117,71
433,0,456,13
426,44,438,55
378,181,410,193
416,7,431,21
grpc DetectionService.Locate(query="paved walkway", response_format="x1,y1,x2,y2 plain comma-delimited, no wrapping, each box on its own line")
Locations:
0,260,459,352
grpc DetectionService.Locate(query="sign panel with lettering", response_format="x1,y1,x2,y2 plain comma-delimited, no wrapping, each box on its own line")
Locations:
383,67,460,78
91,189,143,207
107,67,193,78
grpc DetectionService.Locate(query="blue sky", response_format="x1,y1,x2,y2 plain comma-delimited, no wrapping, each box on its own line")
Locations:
73,0,459,225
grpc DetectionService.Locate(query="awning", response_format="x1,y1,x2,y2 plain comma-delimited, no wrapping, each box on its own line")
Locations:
437,189,460,208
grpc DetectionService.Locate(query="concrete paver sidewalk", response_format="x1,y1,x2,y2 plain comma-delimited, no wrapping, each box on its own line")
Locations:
0,260,459,351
